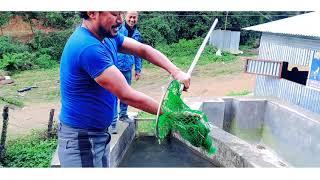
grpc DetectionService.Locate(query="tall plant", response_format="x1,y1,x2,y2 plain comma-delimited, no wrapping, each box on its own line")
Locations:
0,12,12,35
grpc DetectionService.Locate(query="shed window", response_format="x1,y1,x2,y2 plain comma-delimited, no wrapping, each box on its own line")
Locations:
244,59,308,85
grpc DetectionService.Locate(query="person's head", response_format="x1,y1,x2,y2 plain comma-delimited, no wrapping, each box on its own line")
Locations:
125,11,139,29
79,11,123,39
292,67,299,72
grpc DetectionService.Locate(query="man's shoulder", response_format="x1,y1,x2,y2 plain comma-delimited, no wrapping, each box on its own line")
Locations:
68,27,102,49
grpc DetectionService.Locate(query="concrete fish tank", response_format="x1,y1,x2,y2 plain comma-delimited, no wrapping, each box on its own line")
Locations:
184,96,320,167
51,97,320,167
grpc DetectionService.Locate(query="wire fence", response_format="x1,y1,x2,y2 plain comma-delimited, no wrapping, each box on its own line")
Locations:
0,105,58,163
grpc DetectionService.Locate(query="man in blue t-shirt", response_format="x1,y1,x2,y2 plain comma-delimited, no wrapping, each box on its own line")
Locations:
58,11,190,167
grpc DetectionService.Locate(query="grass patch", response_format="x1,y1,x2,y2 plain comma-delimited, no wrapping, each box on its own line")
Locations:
0,66,60,104
143,38,237,70
0,128,57,168
192,57,246,78
136,111,156,134
0,97,24,107
226,90,251,96
239,45,258,57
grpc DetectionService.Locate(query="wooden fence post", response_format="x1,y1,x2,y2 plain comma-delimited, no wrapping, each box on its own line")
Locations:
47,109,55,139
0,106,9,160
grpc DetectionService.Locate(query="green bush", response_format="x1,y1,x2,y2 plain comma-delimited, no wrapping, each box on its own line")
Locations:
0,12,12,29
139,16,173,46
43,12,81,29
0,36,30,59
42,12,81,29
34,53,57,69
0,52,35,71
29,29,73,61
2,130,57,167
0,50,58,72
139,12,213,46
43,12,65,28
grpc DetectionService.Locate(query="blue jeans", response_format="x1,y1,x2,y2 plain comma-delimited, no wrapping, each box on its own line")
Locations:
112,70,132,127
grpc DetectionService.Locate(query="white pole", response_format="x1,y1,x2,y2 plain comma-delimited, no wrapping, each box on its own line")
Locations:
180,18,219,91
187,18,219,76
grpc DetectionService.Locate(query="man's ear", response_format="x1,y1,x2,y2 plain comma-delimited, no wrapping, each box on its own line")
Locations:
87,12,97,20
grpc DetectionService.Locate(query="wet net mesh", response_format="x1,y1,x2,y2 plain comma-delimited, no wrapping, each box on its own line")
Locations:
158,80,216,154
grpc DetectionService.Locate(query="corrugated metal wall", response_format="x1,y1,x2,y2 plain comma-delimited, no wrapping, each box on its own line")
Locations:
255,33,320,114
209,29,240,54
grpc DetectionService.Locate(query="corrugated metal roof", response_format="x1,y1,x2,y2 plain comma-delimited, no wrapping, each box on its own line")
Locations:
243,12,320,38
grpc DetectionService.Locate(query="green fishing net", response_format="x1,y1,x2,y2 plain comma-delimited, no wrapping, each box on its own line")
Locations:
157,80,217,154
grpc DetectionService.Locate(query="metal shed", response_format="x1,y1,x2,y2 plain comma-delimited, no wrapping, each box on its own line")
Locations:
243,12,320,114
209,29,241,54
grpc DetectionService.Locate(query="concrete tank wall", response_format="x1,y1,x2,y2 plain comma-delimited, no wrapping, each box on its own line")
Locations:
185,96,320,167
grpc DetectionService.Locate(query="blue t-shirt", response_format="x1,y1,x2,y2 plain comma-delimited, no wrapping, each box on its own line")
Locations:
59,27,124,130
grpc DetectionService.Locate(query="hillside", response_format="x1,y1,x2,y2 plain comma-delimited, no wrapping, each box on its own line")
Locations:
1,15,57,42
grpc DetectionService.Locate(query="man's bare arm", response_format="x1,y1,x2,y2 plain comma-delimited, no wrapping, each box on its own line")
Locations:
95,66,159,115
120,37,190,90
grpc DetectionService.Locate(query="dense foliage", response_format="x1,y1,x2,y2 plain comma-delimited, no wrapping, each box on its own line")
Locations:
138,11,306,46
42,12,81,29
0,36,58,72
0,36,30,58
0,12,12,35
29,29,73,61
0,11,306,73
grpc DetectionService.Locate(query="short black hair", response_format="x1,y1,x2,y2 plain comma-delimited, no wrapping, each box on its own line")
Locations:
79,12,89,19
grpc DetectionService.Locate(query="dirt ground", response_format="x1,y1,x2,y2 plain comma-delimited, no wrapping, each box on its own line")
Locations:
0,72,255,137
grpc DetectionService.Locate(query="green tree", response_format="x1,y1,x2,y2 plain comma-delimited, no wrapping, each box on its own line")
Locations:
42,12,80,29
0,12,12,35
139,12,215,46
139,11,305,46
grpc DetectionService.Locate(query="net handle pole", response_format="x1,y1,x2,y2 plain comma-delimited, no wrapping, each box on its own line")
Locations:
180,18,219,91
187,18,218,76
156,18,218,139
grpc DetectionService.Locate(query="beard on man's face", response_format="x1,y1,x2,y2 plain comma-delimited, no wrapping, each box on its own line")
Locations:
98,26,115,38
98,23,122,38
